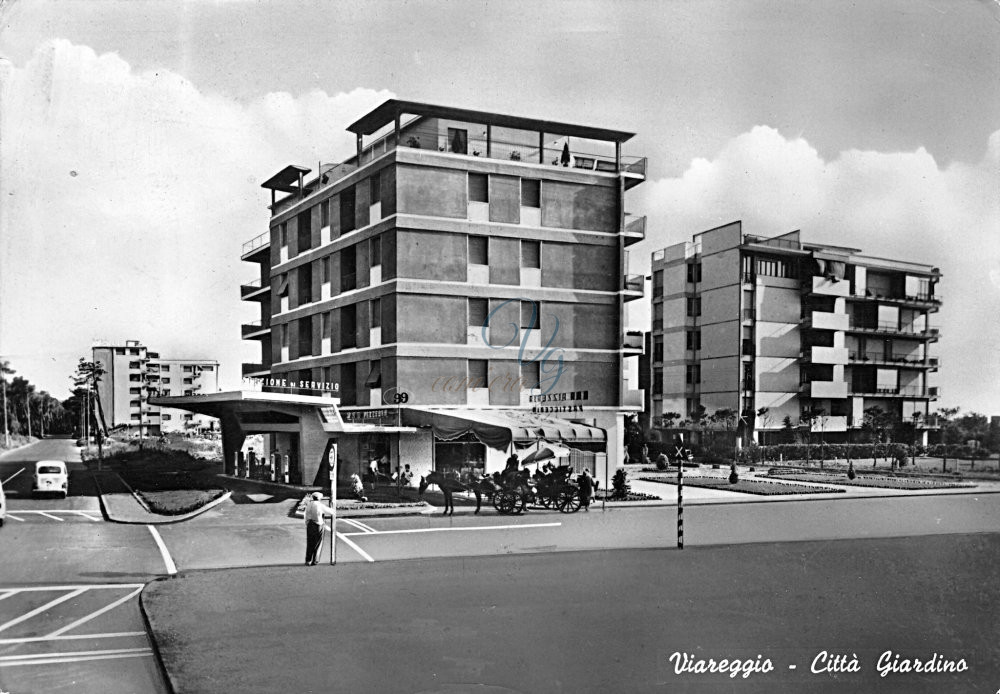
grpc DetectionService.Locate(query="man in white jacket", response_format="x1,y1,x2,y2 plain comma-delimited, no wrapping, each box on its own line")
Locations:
304,492,335,566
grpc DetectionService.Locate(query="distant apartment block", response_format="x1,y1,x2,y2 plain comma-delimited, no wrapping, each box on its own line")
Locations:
93,340,220,435
647,222,941,445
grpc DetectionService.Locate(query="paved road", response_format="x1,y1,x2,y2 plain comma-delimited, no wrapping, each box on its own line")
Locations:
0,438,169,694
143,533,1000,694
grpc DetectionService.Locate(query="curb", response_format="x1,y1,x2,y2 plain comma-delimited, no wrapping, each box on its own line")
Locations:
217,473,322,493
138,580,179,694
90,470,234,524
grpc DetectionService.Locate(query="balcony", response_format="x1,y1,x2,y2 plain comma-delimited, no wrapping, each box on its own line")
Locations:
623,275,644,301
242,363,267,377
806,310,850,331
848,384,937,398
848,351,940,369
851,291,943,310
807,346,849,365
623,215,646,246
622,330,644,354
741,339,755,356
807,380,848,399
242,320,271,340
742,308,756,322
847,321,940,339
622,389,644,408
805,275,850,297
241,232,270,262
241,278,270,302
740,379,755,392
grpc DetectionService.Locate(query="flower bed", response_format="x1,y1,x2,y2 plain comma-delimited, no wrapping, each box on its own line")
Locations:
593,491,661,502
766,473,976,490
138,489,227,515
638,476,845,496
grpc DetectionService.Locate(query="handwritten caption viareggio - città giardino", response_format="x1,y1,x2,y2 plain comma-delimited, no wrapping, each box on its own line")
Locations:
668,650,970,680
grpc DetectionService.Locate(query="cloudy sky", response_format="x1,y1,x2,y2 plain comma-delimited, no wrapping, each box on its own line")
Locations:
0,0,998,413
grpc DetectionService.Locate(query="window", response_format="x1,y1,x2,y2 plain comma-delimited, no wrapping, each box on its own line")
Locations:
279,222,288,247
160,365,170,371
183,366,193,373
370,235,382,267
755,256,798,279
340,245,357,291
469,298,488,326
129,348,140,355
161,414,172,421
686,365,701,384
448,128,468,154
654,368,663,394
469,236,488,265
653,302,663,330
183,378,193,385
521,240,540,268
298,318,312,358
130,388,141,395
468,360,488,388
297,210,311,252
184,413,194,420
370,298,381,328
130,399,140,407
521,360,540,390
340,186,356,233
129,361,140,369
469,173,489,203
686,330,701,351
161,378,171,384
521,301,540,330
115,348,125,355
365,360,381,388
686,297,701,317
370,173,381,204
184,390,194,396
521,179,540,208
653,337,663,362
653,270,664,296
686,263,702,284
298,263,313,305
320,200,330,228
129,375,141,382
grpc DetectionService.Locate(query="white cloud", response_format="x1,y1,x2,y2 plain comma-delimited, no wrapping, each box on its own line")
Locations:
0,39,393,396
631,125,1000,413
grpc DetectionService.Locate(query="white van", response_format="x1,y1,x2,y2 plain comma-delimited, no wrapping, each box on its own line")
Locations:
33,460,69,498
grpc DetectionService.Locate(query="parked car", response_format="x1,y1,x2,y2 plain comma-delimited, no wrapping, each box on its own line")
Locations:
0,477,6,526
33,460,69,498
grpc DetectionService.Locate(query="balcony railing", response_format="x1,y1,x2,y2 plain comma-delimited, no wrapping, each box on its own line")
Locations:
241,232,270,258
743,235,801,251
848,351,940,368
622,330,644,351
848,384,936,398
848,321,940,338
623,274,644,296
852,290,943,306
742,308,755,321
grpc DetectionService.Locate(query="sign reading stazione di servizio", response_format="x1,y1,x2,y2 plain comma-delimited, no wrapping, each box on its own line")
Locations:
242,377,339,392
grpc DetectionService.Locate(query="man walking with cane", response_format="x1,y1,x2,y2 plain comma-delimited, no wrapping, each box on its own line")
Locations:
304,491,335,566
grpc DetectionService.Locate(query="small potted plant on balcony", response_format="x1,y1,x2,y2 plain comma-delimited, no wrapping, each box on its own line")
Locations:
509,151,521,161
406,136,421,149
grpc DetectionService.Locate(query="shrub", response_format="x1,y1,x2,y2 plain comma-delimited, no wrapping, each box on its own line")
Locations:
655,453,669,471
611,468,630,500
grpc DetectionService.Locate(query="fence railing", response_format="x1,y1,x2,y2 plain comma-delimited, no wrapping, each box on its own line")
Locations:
241,232,270,256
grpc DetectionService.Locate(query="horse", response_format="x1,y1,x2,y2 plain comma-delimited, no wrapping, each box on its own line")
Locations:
419,470,493,515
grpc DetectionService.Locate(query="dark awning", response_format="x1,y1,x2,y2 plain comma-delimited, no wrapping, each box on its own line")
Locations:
402,407,605,451
261,165,311,193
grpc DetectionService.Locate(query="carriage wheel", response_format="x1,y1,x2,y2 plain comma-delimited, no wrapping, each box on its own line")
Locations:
539,493,554,509
557,488,582,513
495,489,520,515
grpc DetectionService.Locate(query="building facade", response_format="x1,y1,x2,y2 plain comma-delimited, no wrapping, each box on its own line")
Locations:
648,222,941,446
239,100,647,486
93,340,220,435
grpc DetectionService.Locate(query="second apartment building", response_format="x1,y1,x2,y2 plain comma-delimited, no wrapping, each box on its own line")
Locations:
648,222,941,446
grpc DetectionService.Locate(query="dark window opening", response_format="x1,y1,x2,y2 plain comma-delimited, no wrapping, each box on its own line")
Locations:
469,173,489,203
469,236,488,265
521,179,541,208
340,187,356,233
521,240,540,268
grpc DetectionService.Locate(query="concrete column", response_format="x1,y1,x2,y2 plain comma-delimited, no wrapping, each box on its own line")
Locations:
300,409,333,486
220,410,246,476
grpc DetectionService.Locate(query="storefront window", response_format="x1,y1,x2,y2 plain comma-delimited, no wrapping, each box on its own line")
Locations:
434,435,486,483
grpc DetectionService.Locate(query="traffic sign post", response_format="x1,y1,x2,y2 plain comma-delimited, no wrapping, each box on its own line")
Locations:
328,443,338,566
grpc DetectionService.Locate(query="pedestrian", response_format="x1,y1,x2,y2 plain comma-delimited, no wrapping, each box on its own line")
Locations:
303,491,335,566
349,473,368,502
577,468,594,511
368,457,380,491
402,464,414,487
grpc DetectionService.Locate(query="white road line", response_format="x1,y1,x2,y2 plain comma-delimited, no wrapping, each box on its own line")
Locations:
340,518,375,533
2,468,24,485
147,525,177,575
341,522,563,536
0,631,147,645
0,588,87,633
0,648,153,668
0,591,14,602
0,584,144,594
3,514,24,521
46,585,143,638
72,510,101,521
336,532,375,562
37,511,64,522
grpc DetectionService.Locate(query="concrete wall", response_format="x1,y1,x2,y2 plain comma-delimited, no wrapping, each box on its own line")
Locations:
488,237,520,285
395,230,468,282
542,242,617,291
397,357,468,406
489,175,521,224
396,164,467,218
397,294,467,344
540,181,618,232
543,301,617,349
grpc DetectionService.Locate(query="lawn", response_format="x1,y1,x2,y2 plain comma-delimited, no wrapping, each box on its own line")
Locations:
767,472,977,490
638,475,845,496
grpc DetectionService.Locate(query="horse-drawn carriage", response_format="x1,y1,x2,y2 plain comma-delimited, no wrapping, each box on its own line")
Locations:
418,464,584,515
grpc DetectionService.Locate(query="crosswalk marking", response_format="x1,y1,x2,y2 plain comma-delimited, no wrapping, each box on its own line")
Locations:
0,588,87,633
0,647,154,668
46,586,144,638
0,631,147,645
340,518,376,533
1,510,102,522
37,511,64,522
